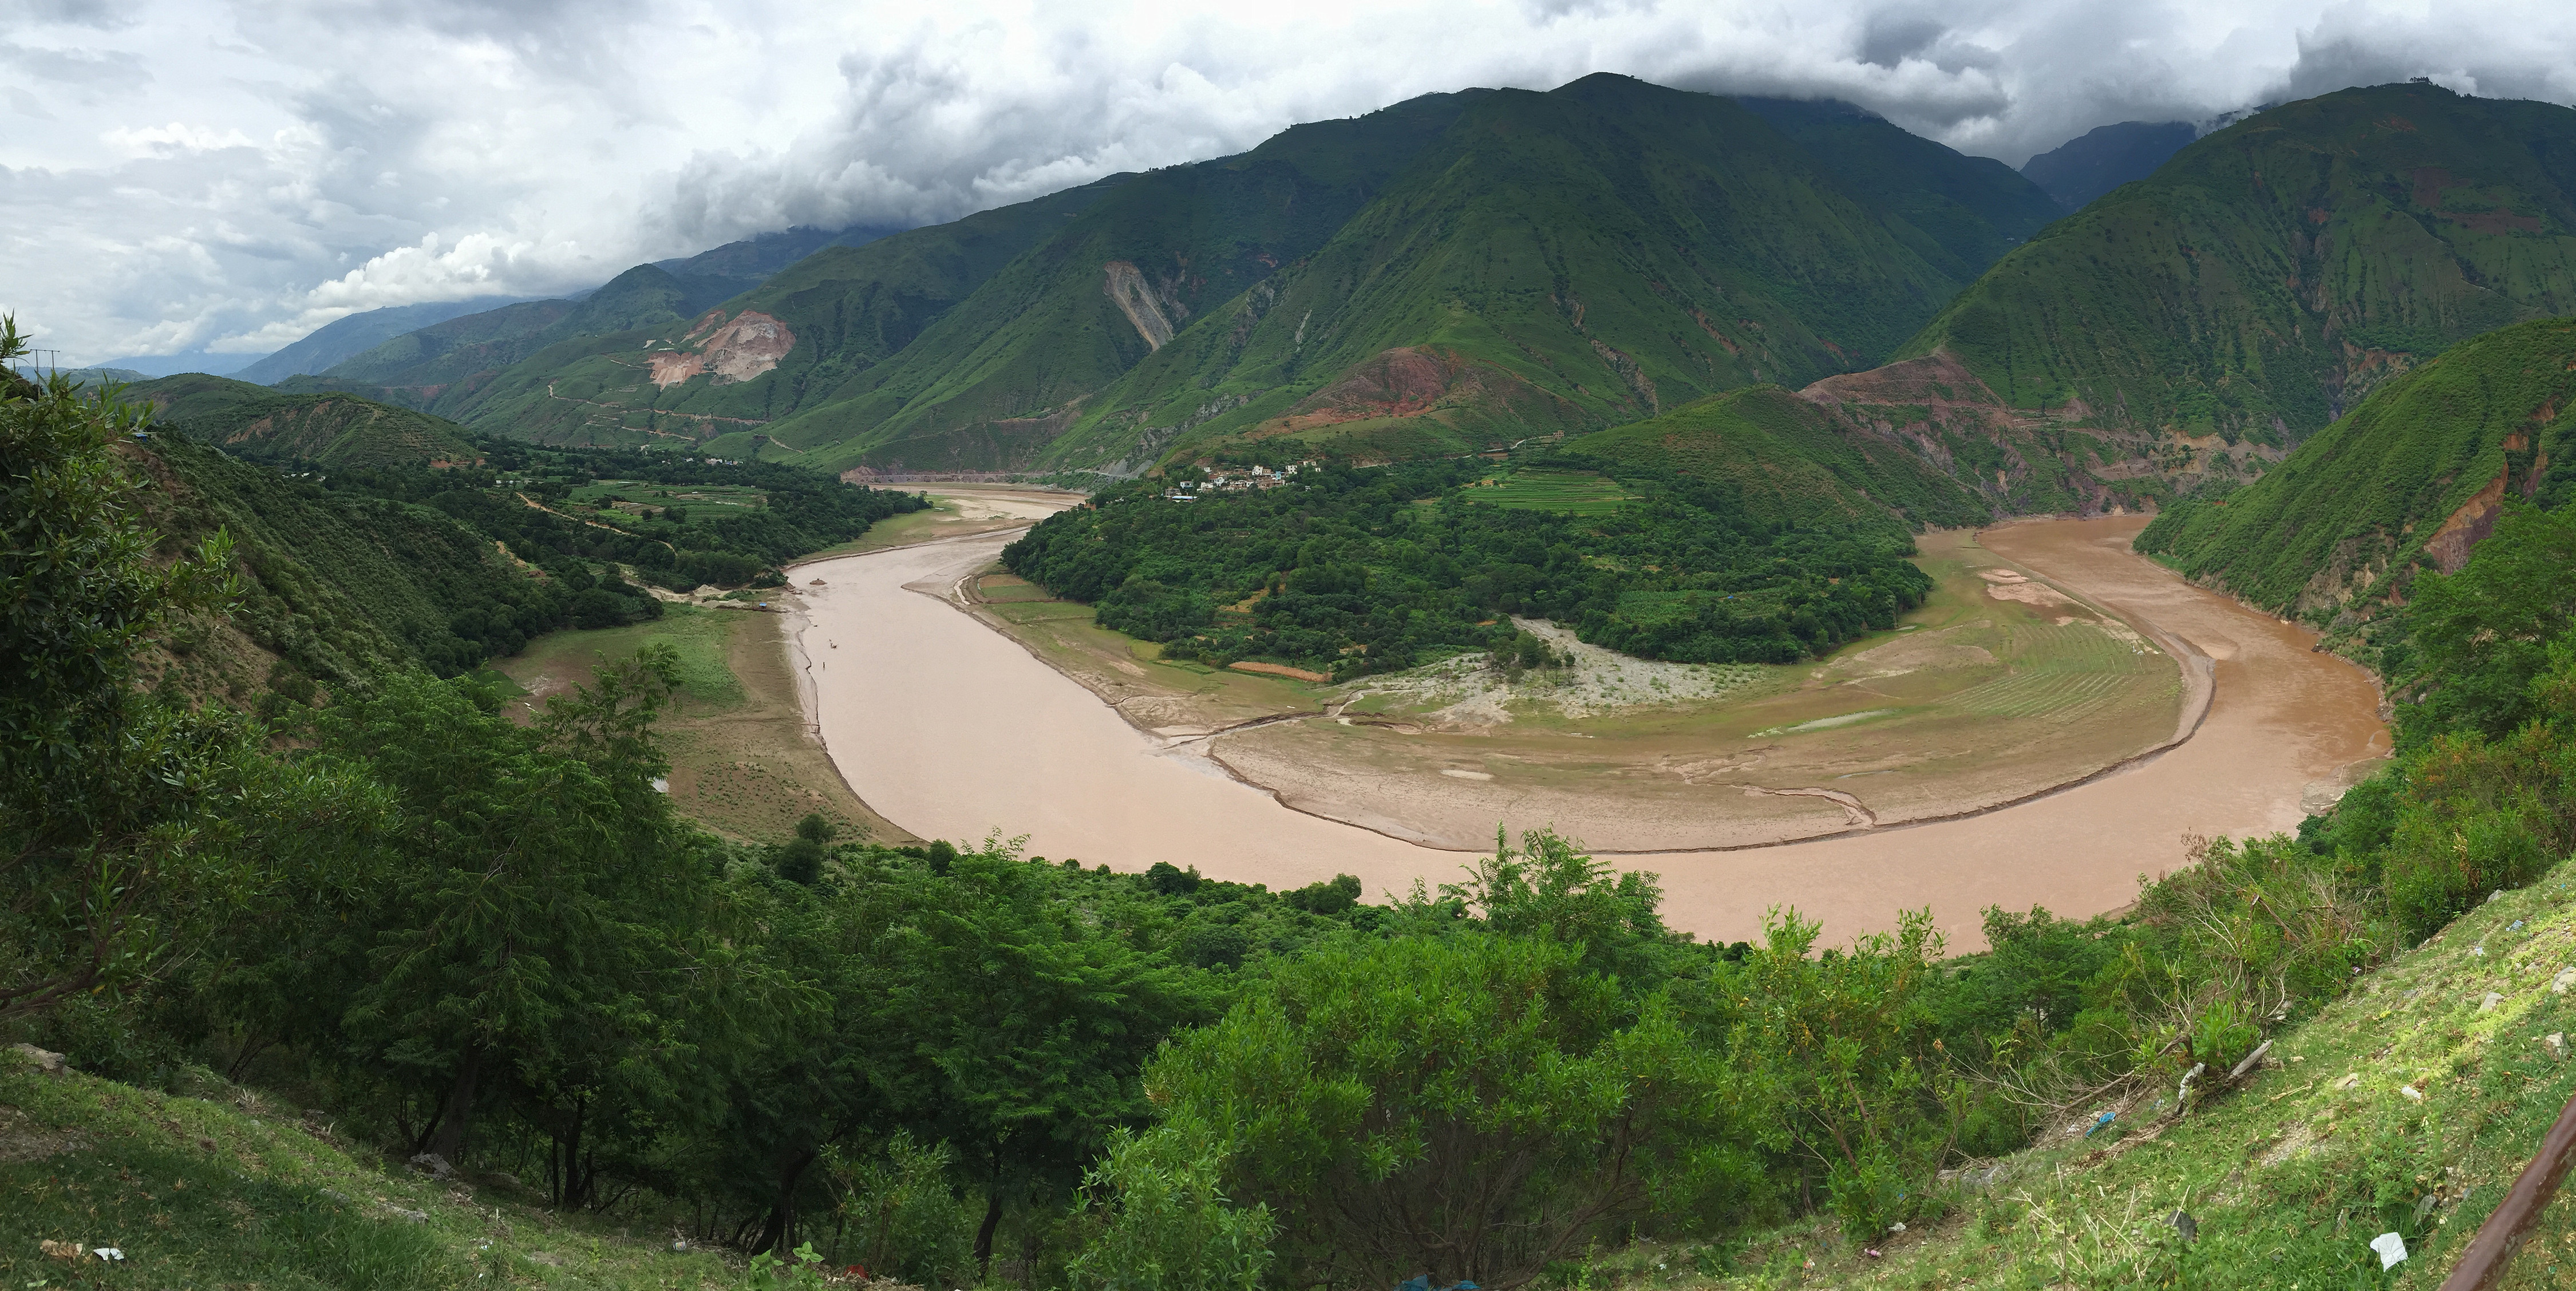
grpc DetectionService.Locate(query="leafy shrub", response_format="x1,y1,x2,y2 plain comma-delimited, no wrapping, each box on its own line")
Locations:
1067,1127,1273,1291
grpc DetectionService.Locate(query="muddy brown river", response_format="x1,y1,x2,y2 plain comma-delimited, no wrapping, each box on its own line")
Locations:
789,515,2388,951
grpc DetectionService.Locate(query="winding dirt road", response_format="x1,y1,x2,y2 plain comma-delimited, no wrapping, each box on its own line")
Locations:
787,515,2387,950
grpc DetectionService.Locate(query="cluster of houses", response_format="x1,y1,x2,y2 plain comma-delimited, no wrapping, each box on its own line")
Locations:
1160,461,1314,502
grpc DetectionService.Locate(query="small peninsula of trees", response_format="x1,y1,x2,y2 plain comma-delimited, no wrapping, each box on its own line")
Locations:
1001,459,1933,680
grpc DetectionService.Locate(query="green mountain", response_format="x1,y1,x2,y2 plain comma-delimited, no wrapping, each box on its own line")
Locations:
1736,96,2065,279
1902,83,2576,446
277,298,578,407
436,94,1480,465
339,75,2058,475
232,297,529,385
1023,74,2063,473
2134,317,2576,620
131,374,481,469
2018,120,2198,212
388,173,1134,450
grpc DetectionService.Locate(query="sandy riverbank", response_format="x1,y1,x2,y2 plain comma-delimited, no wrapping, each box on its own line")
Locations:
785,514,2387,950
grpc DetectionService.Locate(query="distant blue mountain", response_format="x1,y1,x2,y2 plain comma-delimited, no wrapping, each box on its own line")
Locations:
92,351,266,378
2020,120,2199,211
233,297,531,385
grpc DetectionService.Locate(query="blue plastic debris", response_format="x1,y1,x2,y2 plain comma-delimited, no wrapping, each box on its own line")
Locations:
2512,921,2527,931
2084,1110,2117,1138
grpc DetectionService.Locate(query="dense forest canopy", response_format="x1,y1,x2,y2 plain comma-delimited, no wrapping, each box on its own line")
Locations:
1002,459,1933,678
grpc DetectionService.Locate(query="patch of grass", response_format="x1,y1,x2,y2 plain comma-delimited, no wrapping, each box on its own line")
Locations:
491,606,909,844
504,603,744,710
1468,469,1637,514
0,1057,738,1288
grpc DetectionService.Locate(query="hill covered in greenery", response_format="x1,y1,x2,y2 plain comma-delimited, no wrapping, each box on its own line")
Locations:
2135,317,2576,625
92,371,929,699
299,76,2060,477
1903,82,2576,445
1562,384,1997,530
1032,74,2062,472
132,373,481,469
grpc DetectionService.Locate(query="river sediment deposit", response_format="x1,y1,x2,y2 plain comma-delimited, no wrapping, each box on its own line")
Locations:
787,511,2388,950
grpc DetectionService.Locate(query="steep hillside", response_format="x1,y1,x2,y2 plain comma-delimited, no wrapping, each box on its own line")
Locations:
231,297,527,385
752,90,1485,469
418,173,1132,448
126,435,560,689
1562,384,1994,531
1736,96,2064,279
1904,83,2576,445
276,298,578,407
1690,858,2576,1288
2018,119,2197,211
389,75,2075,476
2134,317,2576,619
1034,74,2053,473
131,374,480,469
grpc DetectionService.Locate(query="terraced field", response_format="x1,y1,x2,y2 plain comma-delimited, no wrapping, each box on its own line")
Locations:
1464,468,1637,513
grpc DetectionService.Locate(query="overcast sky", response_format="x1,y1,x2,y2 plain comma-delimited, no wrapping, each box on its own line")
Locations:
6,0,2574,365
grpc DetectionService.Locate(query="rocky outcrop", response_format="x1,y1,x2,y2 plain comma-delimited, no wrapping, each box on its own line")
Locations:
1103,262,1179,350
647,310,796,388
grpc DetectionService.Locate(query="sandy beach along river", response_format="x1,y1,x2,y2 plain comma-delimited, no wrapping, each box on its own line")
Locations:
786,514,2388,951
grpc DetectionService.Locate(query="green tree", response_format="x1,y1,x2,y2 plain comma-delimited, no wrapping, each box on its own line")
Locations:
315,649,700,1168
1698,909,1961,1238
1148,930,1748,1286
1068,1126,1274,1291
0,316,304,1020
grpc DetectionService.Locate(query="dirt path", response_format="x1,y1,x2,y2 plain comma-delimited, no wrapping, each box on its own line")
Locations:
789,515,2388,951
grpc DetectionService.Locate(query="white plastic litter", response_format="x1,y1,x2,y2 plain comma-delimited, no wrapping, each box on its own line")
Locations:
2401,1084,2424,1102
94,1248,124,1262
2370,1231,2408,1269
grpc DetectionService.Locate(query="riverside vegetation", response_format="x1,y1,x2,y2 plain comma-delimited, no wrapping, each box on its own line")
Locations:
21,315,2576,1287
1000,459,1933,679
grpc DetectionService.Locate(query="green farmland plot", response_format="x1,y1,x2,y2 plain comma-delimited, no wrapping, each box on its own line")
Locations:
1467,469,1637,514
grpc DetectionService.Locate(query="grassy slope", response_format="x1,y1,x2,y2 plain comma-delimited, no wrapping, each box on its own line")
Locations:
2136,318,2576,619
1041,74,2008,472
1902,83,2576,444
1563,385,1993,533
129,374,480,469
1680,858,2576,1289
0,1052,737,1289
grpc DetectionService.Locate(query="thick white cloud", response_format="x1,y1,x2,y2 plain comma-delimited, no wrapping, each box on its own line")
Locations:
3,0,2569,364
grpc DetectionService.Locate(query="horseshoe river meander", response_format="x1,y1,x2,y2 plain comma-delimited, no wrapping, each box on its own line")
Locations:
785,507,2389,952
